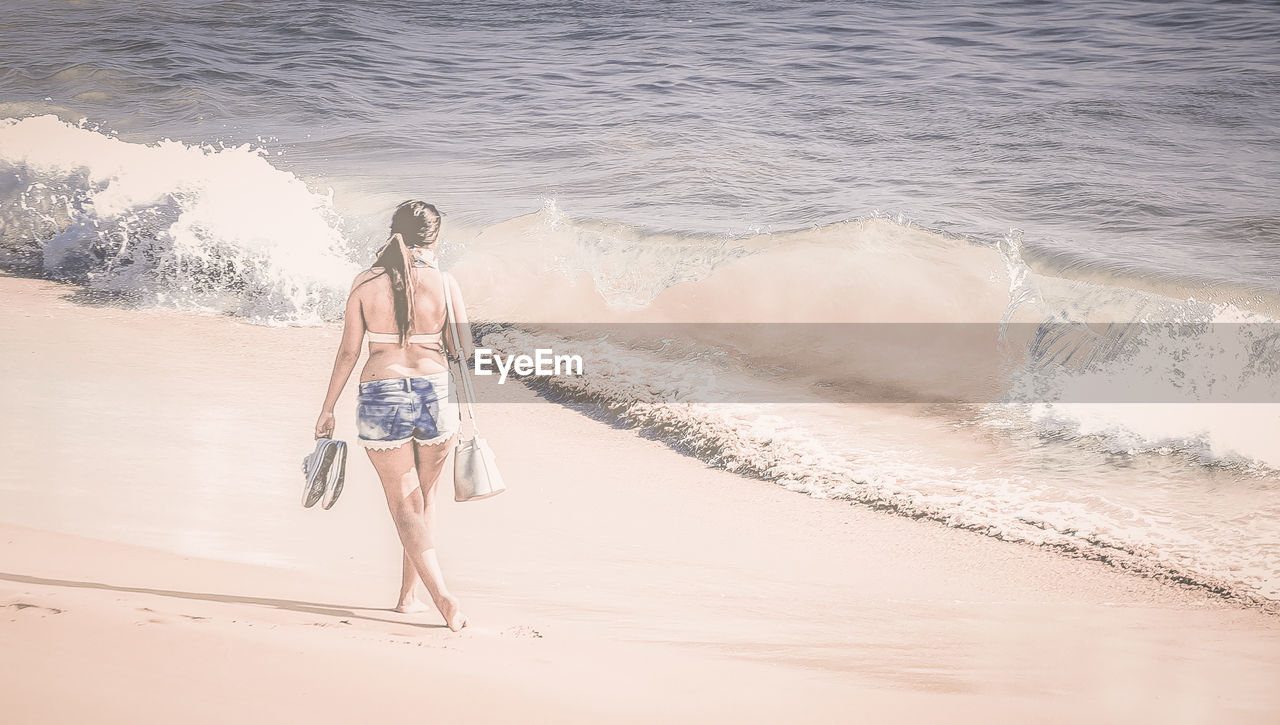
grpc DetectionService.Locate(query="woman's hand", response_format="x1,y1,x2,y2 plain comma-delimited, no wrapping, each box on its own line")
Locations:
315,410,335,439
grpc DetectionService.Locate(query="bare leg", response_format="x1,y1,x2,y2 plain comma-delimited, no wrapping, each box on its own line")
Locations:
366,440,466,630
396,438,456,613
395,497,429,613
396,554,427,612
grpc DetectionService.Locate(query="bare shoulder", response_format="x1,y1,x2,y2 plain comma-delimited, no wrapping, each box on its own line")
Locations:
350,268,385,295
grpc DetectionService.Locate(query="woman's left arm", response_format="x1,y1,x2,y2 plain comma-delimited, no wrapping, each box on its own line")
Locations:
315,282,367,438
443,272,475,362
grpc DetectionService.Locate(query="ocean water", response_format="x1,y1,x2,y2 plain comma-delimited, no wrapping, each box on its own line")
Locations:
1,1,1278,603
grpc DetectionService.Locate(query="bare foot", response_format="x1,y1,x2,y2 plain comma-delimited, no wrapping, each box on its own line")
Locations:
394,598,430,614
436,594,468,632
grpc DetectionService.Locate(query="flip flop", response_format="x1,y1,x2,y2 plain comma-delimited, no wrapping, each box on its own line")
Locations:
302,438,343,508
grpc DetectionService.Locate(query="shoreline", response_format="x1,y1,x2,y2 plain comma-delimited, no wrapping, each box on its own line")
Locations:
3,273,1280,722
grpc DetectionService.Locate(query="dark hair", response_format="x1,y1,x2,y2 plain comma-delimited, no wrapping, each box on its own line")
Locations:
362,201,444,345
364,201,445,345
369,233,416,345
390,200,442,247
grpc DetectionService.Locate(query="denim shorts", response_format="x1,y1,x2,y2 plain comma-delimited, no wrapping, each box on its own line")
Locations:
356,372,461,450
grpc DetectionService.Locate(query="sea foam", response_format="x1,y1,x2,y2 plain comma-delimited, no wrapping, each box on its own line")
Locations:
0,115,357,323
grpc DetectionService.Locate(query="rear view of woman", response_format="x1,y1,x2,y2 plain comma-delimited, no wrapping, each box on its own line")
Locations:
315,200,470,631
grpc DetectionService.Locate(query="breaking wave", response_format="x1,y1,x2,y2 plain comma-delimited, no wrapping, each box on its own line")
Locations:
3,115,1277,603
0,114,356,323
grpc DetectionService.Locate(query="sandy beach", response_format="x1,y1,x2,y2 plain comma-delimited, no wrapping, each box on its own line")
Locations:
0,273,1277,723
4,2,1279,719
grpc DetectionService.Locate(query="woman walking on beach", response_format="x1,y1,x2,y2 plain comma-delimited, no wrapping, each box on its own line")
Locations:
315,200,470,631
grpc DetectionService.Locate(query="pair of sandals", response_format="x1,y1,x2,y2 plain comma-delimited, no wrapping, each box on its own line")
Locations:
302,437,348,509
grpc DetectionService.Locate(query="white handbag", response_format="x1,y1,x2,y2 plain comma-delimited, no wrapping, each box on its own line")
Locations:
442,270,507,502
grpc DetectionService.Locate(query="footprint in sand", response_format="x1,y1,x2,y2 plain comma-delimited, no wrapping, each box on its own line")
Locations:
6,602,63,615
498,625,543,639
434,624,541,639
137,607,206,625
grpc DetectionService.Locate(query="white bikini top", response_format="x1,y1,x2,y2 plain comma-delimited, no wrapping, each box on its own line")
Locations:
366,330,444,346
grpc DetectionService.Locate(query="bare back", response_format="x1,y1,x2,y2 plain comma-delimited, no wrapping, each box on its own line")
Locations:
354,265,456,382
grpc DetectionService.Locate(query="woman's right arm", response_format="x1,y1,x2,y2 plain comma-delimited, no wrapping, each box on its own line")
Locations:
315,278,369,438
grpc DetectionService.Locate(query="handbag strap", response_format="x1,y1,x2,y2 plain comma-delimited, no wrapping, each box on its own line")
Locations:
441,268,480,437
